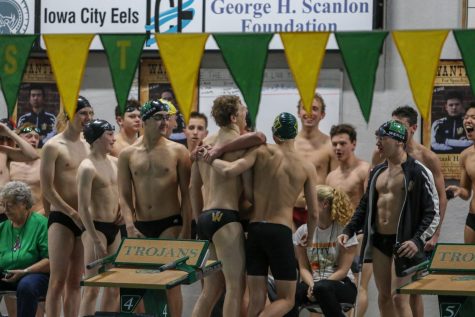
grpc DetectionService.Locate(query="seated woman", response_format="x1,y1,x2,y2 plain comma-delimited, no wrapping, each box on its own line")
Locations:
0,181,49,317
293,185,358,317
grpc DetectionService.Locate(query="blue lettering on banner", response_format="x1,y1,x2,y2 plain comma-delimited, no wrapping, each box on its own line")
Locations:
211,0,271,18
302,0,370,14
242,18,337,32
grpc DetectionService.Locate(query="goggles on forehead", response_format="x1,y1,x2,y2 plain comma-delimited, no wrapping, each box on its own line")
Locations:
20,127,41,134
124,105,140,113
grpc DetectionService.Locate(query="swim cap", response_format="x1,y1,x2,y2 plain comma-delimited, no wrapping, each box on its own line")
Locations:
83,119,114,144
375,120,407,143
141,99,170,121
76,96,92,113
272,112,298,140
159,99,177,115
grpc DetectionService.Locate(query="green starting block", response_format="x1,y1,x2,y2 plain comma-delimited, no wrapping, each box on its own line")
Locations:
81,238,221,316
398,243,475,317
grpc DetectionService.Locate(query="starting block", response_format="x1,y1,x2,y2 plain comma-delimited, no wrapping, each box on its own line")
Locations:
398,243,475,317
81,238,221,316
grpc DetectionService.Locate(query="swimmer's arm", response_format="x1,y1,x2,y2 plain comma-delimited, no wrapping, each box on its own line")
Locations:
242,170,254,203
177,147,192,239
343,190,369,237
207,132,266,161
328,244,356,281
40,143,77,218
412,169,440,251
304,165,319,245
295,245,314,288
117,151,136,233
425,155,447,241
211,147,258,177
0,124,39,162
77,163,101,244
190,162,203,222
447,153,472,200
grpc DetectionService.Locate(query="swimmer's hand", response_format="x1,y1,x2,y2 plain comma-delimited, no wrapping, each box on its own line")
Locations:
445,185,460,198
307,283,316,302
71,213,84,230
204,145,223,163
93,241,108,260
114,212,124,226
127,226,145,238
396,240,418,259
337,234,349,248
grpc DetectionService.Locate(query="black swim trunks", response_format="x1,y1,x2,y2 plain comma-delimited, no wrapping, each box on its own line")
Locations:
246,222,297,281
93,221,120,246
196,209,240,242
466,213,475,231
372,232,396,258
134,214,183,238
48,211,84,237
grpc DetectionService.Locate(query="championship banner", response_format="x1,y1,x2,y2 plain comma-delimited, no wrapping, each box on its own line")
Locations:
392,30,449,121
0,35,37,117
335,31,387,122
100,34,147,116
422,60,475,181
214,33,273,124
281,32,329,115
43,34,94,119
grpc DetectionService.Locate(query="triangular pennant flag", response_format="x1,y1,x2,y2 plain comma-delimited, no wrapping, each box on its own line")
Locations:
0,35,37,117
335,31,388,122
100,34,147,116
392,30,449,120
454,30,475,97
213,34,273,123
280,32,329,114
155,34,208,124
43,34,94,120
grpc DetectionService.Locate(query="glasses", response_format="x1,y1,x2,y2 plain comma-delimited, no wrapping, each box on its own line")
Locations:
20,127,41,134
151,113,170,121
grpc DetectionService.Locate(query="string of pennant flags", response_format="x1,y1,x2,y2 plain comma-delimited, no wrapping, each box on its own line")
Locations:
1,30,475,125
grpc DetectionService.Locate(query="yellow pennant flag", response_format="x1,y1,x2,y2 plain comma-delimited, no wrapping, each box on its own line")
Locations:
43,34,94,120
392,30,449,120
155,34,209,124
280,32,329,114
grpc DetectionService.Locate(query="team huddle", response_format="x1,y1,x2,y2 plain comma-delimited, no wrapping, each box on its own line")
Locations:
1,90,475,317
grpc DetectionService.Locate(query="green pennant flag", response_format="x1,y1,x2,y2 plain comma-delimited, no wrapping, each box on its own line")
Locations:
100,34,147,115
335,31,388,122
213,34,273,123
0,35,37,117
454,30,475,97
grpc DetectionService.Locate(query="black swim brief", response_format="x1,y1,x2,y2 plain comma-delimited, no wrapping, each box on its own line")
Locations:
134,214,183,238
48,211,84,237
466,213,475,231
197,209,240,242
246,222,297,281
372,231,396,258
93,221,120,246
